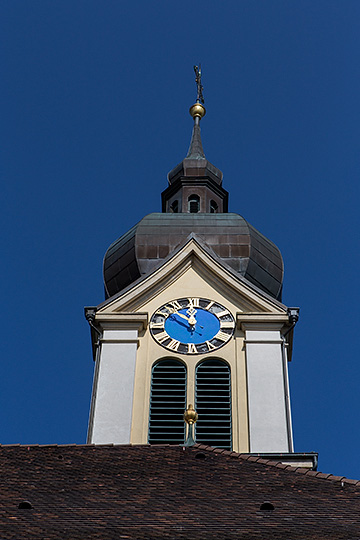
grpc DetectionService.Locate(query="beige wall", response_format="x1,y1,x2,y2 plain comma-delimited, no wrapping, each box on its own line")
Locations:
93,240,291,452
129,266,250,452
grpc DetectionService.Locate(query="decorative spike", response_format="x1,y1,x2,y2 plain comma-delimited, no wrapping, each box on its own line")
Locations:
194,64,205,104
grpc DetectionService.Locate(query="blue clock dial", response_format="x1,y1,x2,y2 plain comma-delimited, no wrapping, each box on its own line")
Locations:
150,297,235,355
165,309,220,344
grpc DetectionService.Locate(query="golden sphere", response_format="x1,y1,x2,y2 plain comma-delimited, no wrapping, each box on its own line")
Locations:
183,404,198,425
189,103,206,119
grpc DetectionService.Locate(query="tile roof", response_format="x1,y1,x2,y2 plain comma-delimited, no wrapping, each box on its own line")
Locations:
0,443,359,539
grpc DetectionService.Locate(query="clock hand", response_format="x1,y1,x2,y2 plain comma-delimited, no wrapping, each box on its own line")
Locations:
174,309,204,329
169,309,203,329
169,313,196,331
172,317,202,337
175,312,191,322
187,327,202,337
171,310,197,328
171,318,192,330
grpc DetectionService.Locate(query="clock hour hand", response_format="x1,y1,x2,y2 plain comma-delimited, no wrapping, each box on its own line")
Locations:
170,318,192,331
175,311,191,322
174,311,204,329
169,313,195,331
167,314,203,336
186,315,204,330
171,310,197,327
170,309,204,330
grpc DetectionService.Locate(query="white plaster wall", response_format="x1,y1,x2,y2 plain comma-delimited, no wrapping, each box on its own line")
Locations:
90,329,138,444
245,329,289,452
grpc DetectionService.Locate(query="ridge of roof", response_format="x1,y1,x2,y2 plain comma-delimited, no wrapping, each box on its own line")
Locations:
0,442,358,487
191,443,359,486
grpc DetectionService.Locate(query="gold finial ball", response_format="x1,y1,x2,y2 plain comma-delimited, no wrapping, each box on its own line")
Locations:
189,103,206,119
183,404,198,425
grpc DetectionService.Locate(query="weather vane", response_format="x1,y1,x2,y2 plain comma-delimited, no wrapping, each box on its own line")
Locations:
194,64,204,104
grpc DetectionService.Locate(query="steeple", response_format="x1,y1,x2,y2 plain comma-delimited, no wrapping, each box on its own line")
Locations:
87,65,295,457
102,66,284,302
186,82,206,159
186,121,205,159
162,66,228,213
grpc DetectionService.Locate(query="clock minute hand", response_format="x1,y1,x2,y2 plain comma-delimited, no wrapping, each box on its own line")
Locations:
173,310,204,329
175,311,191,322
170,309,204,329
173,310,197,327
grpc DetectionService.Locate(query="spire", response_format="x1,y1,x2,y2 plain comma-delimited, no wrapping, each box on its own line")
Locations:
162,65,228,213
186,66,206,159
186,122,205,159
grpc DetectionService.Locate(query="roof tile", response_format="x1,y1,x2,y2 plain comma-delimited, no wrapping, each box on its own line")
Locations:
0,444,358,539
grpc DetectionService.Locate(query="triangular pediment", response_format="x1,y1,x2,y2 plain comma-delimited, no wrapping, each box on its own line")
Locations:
96,236,287,316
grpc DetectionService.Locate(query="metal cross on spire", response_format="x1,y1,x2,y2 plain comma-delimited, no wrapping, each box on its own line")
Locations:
194,64,204,104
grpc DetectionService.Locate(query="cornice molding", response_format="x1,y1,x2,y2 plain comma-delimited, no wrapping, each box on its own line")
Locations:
237,312,289,331
95,313,148,331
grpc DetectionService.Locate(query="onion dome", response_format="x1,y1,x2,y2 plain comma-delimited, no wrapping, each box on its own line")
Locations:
103,71,284,301
103,213,283,301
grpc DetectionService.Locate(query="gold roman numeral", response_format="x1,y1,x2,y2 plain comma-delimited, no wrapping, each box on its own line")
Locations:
166,300,182,313
187,297,200,308
205,301,215,310
167,339,180,351
155,310,167,317
217,309,230,318
155,331,170,344
214,330,230,342
206,340,216,351
150,321,165,329
220,320,235,329
188,343,197,354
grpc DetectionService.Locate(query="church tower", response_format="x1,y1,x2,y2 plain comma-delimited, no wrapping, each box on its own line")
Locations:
85,68,298,455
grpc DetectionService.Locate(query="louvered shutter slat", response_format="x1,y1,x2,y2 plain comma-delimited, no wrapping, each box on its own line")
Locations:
195,359,232,450
148,360,186,444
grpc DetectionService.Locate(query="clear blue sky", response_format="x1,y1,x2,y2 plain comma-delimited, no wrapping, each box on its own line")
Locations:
1,1,360,479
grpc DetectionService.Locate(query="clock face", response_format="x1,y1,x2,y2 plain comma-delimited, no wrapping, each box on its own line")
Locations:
149,297,235,355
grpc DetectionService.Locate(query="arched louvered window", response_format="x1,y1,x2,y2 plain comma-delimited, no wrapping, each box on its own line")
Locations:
195,359,232,450
188,194,200,213
170,200,178,213
148,360,187,444
210,200,218,213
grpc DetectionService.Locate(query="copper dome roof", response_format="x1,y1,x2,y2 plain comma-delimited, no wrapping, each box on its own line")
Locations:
103,213,283,301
